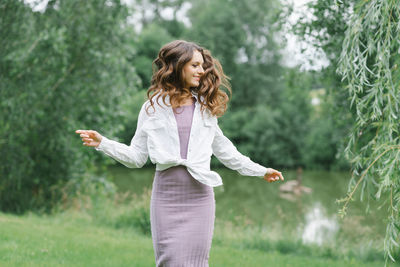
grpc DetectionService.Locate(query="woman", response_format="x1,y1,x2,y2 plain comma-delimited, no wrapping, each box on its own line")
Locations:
76,40,284,266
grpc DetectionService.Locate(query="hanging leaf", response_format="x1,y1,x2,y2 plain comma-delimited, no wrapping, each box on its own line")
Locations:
337,0,400,263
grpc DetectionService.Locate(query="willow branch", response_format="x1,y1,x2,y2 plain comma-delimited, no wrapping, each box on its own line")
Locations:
341,145,400,211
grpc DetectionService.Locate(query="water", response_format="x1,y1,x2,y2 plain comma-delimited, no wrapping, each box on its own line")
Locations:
105,166,388,249
301,202,339,245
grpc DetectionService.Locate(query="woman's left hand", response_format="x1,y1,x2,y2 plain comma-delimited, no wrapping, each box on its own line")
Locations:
263,168,284,183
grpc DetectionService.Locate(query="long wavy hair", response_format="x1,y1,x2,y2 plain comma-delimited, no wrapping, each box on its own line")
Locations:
146,40,231,117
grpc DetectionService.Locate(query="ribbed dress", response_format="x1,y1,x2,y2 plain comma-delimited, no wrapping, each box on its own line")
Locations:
150,99,216,267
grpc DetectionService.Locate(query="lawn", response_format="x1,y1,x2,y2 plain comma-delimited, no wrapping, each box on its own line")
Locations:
0,212,388,267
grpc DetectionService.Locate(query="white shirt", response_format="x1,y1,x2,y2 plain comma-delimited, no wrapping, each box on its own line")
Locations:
95,91,268,187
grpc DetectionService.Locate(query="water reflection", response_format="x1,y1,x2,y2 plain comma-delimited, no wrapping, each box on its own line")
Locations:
300,202,339,245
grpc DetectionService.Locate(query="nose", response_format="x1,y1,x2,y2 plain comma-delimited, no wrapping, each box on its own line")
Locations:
198,65,204,75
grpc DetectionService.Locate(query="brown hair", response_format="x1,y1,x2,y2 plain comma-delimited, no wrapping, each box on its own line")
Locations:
146,40,231,117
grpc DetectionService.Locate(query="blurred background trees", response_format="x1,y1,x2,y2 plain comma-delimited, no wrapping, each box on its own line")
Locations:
0,0,139,212
0,0,364,212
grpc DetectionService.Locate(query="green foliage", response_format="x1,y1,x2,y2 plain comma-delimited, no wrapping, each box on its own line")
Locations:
291,0,358,170
57,171,152,236
0,0,140,212
117,89,148,144
294,0,355,63
337,0,400,263
184,0,322,169
303,88,350,170
216,68,312,169
303,118,340,170
59,172,117,213
185,0,283,108
111,190,151,235
0,0,356,214
131,23,174,89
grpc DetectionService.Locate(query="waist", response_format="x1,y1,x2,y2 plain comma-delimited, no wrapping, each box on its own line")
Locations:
156,161,187,171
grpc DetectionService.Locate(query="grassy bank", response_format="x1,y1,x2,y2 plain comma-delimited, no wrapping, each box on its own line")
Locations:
0,212,390,267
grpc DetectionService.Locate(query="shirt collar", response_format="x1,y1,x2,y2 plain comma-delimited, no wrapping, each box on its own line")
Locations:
190,90,202,103
190,90,198,98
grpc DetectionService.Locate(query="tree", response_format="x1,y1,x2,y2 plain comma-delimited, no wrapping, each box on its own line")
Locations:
0,0,139,212
291,0,357,170
337,0,400,263
130,23,174,90
185,0,283,108
183,0,312,168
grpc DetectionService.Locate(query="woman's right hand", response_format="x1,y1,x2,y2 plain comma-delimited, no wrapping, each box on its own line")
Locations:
75,130,103,148
263,168,284,183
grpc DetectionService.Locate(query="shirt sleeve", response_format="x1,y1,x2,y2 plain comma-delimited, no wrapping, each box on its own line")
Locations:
211,123,267,177
94,101,149,168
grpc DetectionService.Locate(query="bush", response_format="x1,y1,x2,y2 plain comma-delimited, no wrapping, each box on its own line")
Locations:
112,189,152,235
0,0,139,212
58,174,151,236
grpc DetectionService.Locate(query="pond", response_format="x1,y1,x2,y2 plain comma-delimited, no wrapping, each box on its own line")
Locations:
104,165,388,253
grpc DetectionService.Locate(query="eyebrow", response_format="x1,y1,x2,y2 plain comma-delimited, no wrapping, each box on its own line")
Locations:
192,61,204,64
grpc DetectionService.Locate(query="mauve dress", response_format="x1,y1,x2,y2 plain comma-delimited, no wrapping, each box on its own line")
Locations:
150,99,216,267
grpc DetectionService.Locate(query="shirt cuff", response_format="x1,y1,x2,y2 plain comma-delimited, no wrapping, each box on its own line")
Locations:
94,136,109,151
256,166,268,178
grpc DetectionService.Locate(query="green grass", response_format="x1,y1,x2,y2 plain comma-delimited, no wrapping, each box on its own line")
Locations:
0,212,389,267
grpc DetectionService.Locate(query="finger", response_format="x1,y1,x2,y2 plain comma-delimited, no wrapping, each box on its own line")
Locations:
80,131,91,137
76,130,88,134
86,142,97,147
271,172,283,181
84,141,94,146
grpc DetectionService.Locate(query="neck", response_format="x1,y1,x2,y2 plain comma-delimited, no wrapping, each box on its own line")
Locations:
170,95,195,107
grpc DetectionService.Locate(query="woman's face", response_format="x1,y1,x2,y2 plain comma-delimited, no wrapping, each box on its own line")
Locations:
182,50,205,89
